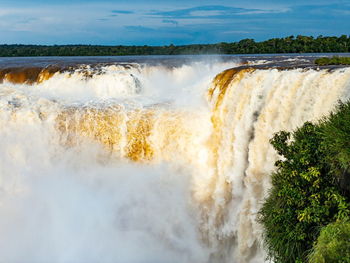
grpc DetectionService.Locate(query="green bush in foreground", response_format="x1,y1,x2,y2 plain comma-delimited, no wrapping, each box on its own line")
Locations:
320,102,350,196
259,102,350,263
308,220,350,263
315,56,350,66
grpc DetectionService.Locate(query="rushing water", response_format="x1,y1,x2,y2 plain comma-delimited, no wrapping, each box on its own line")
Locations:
0,55,350,263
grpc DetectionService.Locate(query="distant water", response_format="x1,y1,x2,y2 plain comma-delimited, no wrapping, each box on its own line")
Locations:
0,53,350,68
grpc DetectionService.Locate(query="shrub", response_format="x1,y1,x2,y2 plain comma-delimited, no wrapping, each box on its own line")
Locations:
259,103,350,263
308,219,350,263
315,56,350,66
320,102,350,196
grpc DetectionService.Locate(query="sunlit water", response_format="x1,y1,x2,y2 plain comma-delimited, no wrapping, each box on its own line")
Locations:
0,55,350,263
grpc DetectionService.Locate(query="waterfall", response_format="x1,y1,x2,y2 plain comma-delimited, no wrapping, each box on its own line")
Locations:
0,58,349,263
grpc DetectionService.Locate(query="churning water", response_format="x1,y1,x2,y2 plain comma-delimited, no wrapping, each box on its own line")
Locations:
0,55,349,263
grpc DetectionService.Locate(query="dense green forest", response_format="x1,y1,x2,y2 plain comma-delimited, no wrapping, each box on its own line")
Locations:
1,35,350,56
259,102,350,263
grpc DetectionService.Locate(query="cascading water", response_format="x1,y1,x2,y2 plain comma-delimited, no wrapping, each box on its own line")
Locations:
0,56,349,263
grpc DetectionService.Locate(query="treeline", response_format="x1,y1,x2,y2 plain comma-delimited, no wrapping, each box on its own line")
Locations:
1,35,350,56
259,102,350,263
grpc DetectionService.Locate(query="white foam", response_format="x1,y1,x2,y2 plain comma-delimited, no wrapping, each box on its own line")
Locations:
0,59,350,263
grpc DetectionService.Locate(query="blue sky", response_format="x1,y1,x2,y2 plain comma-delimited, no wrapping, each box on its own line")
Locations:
0,0,349,45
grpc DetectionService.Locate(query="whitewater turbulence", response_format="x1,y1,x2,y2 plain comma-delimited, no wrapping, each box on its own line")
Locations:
0,57,349,263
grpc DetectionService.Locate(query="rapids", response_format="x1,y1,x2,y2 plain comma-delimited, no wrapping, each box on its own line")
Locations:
0,56,349,263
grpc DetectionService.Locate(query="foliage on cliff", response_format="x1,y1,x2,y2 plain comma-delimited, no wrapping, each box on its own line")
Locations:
315,56,350,66
1,35,350,56
259,102,350,263
308,219,350,263
320,102,350,196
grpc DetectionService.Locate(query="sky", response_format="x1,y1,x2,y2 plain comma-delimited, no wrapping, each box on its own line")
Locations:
0,0,349,45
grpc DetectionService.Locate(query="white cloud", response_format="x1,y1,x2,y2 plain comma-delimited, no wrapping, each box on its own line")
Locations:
190,10,223,16
222,30,250,34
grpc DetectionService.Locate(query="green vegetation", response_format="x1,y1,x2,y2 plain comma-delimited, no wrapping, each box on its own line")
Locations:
1,35,350,56
315,56,350,66
308,219,350,263
259,102,350,263
320,102,350,195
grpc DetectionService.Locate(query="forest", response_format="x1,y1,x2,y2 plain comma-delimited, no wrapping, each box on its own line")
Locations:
0,35,350,56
